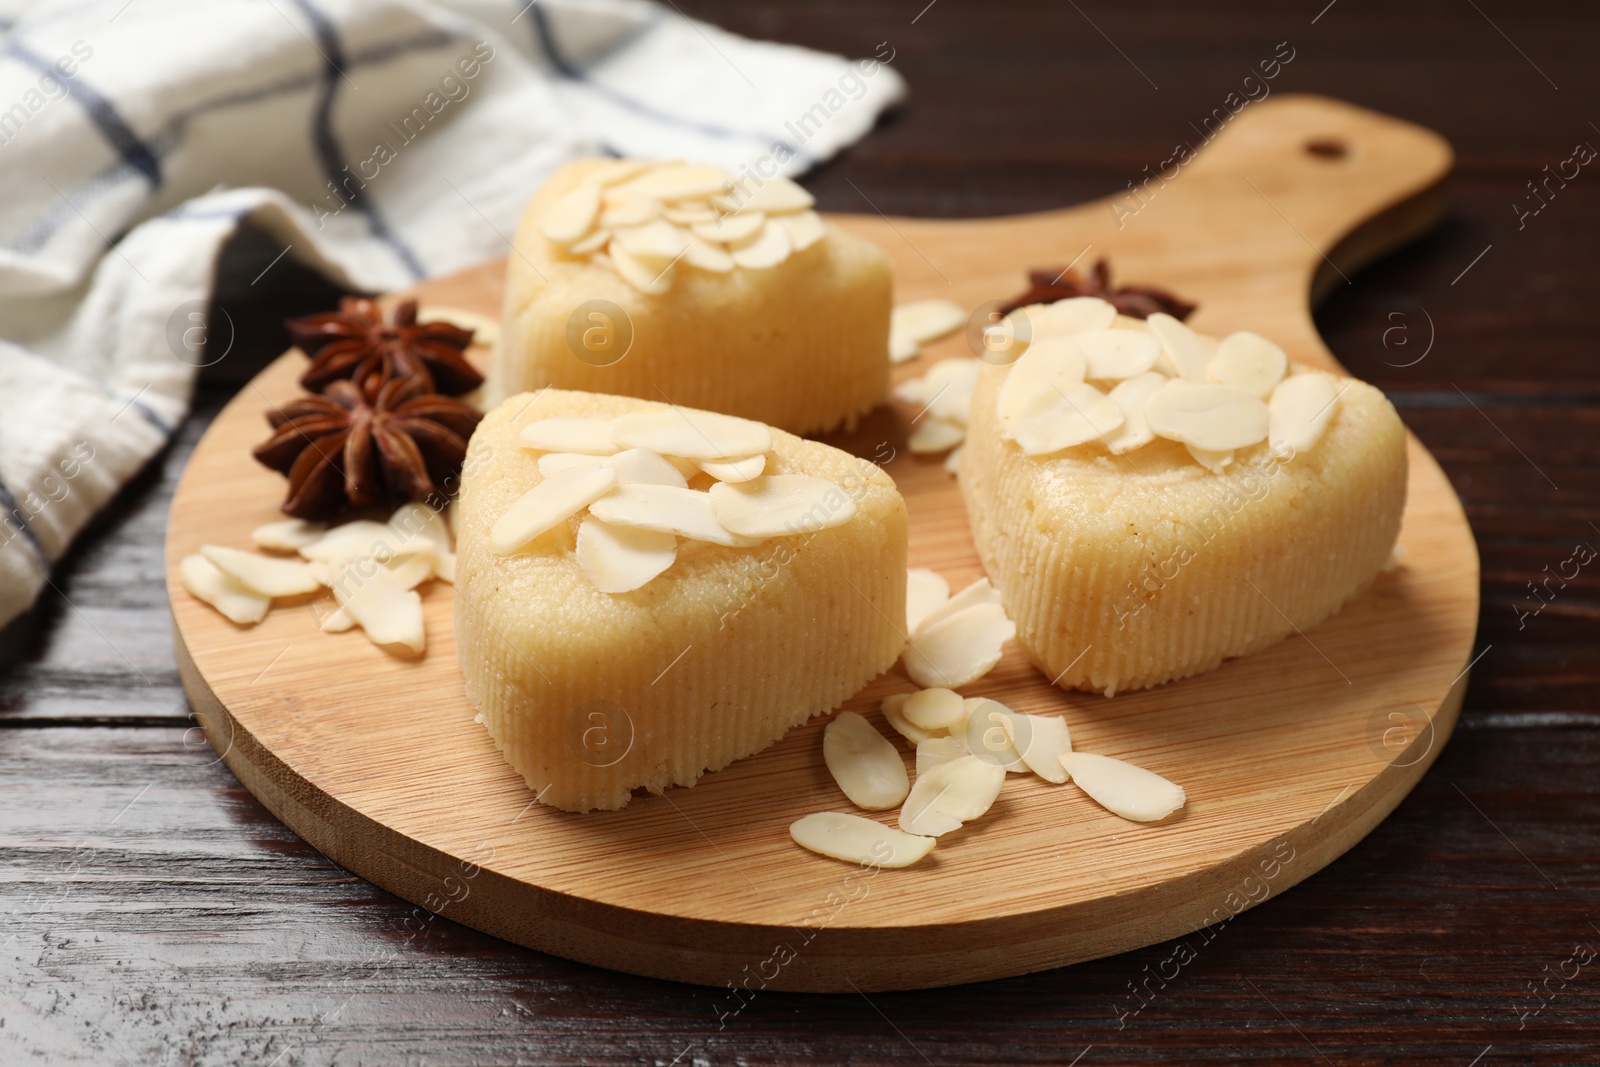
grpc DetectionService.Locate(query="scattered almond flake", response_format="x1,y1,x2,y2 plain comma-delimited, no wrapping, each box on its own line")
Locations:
903,602,1016,688
693,211,765,244
889,330,920,363
1269,372,1339,456
773,211,825,251
598,192,660,229
539,452,604,478
609,240,673,293
923,358,981,422
251,518,327,552
1076,328,1162,380
330,557,426,654
1210,331,1287,398
611,408,772,460
540,182,602,246
824,711,911,810
1186,444,1234,473
898,755,1006,837
699,453,765,483
607,447,689,488
589,483,755,547
909,417,966,454
960,698,1027,773
997,710,1072,783
1102,371,1167,454
914,576,1002,634
790,811,934,868
585,159,653,187
1144,379,1270,452
681,231,734,272
305,560,332,586
1059,751,1186,822
717,175,814,215
575,515,677,593
387,503,452,557
567,228,611,256
519,416,621,455
491,466,620,554
729,221,791,269
995,335,1087,432
1011,296,1117,339
1383,543,1407,573
1009,381,1125,455
944,445,963,474
1148,312,1214,382
708,474,855,537
902,687,967,731
179,554,270,625
433,552,456,584
915,735,970,776
199,544,322,598
890,299,966,361
612,162,730,201
664,204,717,225
905,567,950,633
320,605,356,632
881,693,942,745
297,520,392,562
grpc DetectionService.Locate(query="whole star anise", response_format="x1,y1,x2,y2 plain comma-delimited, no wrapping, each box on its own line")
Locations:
286,296,484,396
253,374,482,520
998,258,1197,321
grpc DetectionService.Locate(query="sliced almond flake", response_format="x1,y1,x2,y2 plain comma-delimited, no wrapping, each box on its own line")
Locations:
614,220,690,270
1011,382,1125,455
540,182,602,246
902,687,967,731
1059,751,1186,822
1269,372,1340,456
1186,443,1234,473
519,416,621,455
1111,313,1152,331
824,711,911,810
330,557,426,654
539,452,605,479
681,231,734,272
1103,371,1167,454
575,515,677,593
433,552,456,584
790,811,934,868
325,552,435,599
997,710,1072,783
903,601,1016,688
891,299,966,347
607,447,689,488
664,204,717,225
598,193,660,230
961,698,1027,773
995,335,1087,432
612,162,730,201
179,554,269,625
728,221,791,269
1148,312,1214,382
1076,329,1163,380
889,330,920,363
774,211,825,251
708,474,855,538
305,560,332,586
200,544,322,598
923,358,980,421
320,605,356,632
692,211,765,244
881,693,942,745
1145,379,1270,452
699,454,765,483
589,483,755,547
609,239,673,293
567,228,612,256
297,520,393,562
898,755,1006,837
905,567,950,633
387,503,452,557
909,417,966,454
251,518,327,552
914,576,1002,635
612,407,772,460
916,735,970,776
715,175,814,215
944,445,963,474
1012,296,1117,340
491,466,619,554
1210,331,1287,398
585,159,654,188
892,378,926,405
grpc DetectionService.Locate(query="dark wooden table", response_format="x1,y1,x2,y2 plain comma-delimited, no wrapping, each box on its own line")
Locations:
5,2,1598,1063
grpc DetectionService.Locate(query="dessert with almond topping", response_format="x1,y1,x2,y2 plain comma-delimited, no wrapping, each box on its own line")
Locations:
958,297,1406,696
454,388,908,811
492,159,893,435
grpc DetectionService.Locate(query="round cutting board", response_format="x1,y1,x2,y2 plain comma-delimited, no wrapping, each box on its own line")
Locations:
168,95,1479,992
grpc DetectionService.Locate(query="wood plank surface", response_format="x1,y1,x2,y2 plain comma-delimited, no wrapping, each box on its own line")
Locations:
3,0,1598,1060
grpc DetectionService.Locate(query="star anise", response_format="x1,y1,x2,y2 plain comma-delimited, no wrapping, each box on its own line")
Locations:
998,258,1197,321
253,374,482,520
286,296,484,396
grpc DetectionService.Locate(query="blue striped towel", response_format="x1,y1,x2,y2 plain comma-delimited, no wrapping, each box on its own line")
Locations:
0,0,905,628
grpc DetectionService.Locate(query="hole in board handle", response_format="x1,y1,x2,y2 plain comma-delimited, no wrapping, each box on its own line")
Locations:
1304,137,1349,161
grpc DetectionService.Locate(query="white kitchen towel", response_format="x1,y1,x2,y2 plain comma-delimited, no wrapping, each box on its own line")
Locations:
0,0,904,628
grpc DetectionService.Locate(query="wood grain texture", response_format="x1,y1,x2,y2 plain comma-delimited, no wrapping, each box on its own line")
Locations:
165,96,1478,992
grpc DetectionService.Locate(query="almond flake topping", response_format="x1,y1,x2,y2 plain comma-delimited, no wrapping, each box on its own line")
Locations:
1144,379,1270,452
575,515,677,593
708,474,856,538
1269,372,1340,456
611,408,772,460
1210,331,1287,397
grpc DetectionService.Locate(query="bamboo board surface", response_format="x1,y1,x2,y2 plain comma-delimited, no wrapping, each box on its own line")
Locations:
167,95,1478,992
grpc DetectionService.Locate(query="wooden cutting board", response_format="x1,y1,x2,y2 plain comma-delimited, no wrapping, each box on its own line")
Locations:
167,94,1478,992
